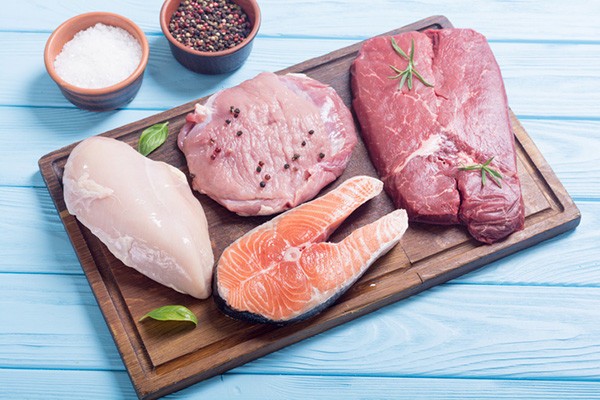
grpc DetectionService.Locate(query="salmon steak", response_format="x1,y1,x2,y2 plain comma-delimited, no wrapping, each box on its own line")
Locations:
214,175,409,324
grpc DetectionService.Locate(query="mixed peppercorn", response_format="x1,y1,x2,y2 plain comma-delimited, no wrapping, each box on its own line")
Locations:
208,105,326,188
169,0,252,52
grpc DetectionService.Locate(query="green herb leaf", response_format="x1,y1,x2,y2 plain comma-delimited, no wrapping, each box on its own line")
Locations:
388,37,433,91
389,65,404,74
399,73,408,92
391,37,409,60
139,305,198,326
138,122,169,156
459,157,504,188
487,166,503,178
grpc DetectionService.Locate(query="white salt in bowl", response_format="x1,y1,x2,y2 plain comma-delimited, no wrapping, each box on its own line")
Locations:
44,12,149,111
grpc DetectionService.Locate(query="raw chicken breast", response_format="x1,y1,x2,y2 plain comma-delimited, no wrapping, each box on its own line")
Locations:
63,136,214,299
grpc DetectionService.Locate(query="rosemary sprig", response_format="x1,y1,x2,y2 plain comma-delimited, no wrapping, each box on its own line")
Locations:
388,37,433,91
459,157,503,188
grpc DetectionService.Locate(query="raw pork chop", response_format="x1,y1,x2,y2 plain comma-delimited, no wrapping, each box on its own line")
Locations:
178,72,357,216
63,136,214,299
351,28,524,243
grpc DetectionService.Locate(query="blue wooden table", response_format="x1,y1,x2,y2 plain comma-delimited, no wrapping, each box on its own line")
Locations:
2,1,599,398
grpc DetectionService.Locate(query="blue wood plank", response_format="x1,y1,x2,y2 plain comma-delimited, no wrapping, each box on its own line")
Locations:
0,107,156,187
3,370,600,400
0,272,124,371
518,119,600,200
454,201,599,285
1,370,137,400
1,0,598,42
0,187,79,274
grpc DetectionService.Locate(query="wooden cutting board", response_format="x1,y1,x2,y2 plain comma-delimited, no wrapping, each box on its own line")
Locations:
38,15,580,400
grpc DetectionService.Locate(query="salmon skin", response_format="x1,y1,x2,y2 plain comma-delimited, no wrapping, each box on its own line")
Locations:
214,176,409,325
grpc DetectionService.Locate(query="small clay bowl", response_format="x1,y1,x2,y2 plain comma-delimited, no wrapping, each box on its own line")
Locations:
160,0,261,74
44,12,149,111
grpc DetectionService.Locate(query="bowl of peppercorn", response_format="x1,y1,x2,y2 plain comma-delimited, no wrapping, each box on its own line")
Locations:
160,0,260,74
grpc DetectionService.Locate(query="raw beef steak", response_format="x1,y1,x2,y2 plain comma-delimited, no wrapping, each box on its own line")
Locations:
351,28,524,243
179,72,357,216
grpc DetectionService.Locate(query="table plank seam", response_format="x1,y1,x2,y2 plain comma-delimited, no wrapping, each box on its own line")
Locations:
1,366,599,383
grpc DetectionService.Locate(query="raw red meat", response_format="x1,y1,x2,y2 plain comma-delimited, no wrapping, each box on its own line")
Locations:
351,28,524,243
179,72,357,216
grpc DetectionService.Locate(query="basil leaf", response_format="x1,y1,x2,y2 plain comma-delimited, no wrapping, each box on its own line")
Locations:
139,305,198,326
138,122,169,156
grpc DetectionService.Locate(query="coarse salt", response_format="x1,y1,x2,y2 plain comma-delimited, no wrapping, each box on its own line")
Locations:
54,23,142,89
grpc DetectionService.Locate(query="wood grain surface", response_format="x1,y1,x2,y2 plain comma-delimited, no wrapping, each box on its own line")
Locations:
37,15,580,399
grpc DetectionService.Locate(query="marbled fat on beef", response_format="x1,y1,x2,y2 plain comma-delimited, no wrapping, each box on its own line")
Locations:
351,29,524,243
179,72,357,216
